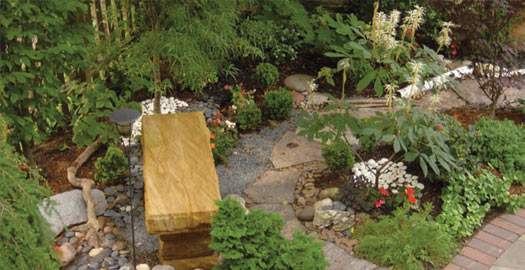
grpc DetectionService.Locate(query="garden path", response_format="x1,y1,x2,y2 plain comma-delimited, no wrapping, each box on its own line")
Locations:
444,209,525,270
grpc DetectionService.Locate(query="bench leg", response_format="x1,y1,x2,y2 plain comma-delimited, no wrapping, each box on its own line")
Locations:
157,231,218,270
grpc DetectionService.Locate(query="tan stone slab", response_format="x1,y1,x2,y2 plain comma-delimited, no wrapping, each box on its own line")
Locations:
142,112,221,234
160,253,218,270
159,231,213,260
243,171,301,205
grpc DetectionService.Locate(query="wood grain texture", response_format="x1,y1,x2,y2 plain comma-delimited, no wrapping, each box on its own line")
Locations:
142,112,221,234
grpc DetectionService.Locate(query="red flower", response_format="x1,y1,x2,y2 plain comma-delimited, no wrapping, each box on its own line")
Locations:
242,89,246,95
210,143,215,149
414,42,419,48
210,133,215,139
437,125,442,131
451,43,457,49
215,110,221,115
239,82,243,87
224,84,229,90
454,115,459,121
375,199,386,208
408,195,417,204
54,245,60,251
451,50,457,56
379,187,389,196
239,103,243,107
405,187,414,195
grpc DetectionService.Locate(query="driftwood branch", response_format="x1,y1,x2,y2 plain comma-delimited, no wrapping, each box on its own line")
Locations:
67,137,103,232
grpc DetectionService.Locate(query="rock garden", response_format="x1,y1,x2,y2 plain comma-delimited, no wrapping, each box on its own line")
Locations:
2,1,525,270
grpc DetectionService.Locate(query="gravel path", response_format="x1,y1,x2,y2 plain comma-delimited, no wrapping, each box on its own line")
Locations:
216,110,300,198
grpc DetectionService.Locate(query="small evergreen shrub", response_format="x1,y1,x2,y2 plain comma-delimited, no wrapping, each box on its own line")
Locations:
236,103,262,131
264,89,293,120
253,63,279,90
0,140,59,270
322,139,354,172
354,204,457,270
471,117,525,180
210,198,328,270
437,170,524,239
210,128,236,164
94,146,128,183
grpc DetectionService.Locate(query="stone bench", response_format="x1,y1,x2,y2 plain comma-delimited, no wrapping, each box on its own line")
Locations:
142,112,221,270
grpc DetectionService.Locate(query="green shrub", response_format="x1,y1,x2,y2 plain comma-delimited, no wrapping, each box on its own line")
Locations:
0,140,59,269
253,63,279,90
322,139,355,172
437,170,524,239
471,117,525,181
211,128,236,164
264,89,293,120
94,146,128,183
210,198,328,270
354,204,457,270
236,103,262,131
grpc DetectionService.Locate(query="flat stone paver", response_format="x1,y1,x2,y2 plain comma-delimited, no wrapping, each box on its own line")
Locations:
445,209,525,270
243,170,301,205
323,242,379,270
270,131,323,169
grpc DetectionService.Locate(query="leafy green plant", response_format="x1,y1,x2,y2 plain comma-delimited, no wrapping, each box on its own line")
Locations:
236,103,262,132
263,89,293,120
319,5,447,97
66,81,138,148
210,197,328,270
354,204,457,270
299,105,458,189
471,117,525,181
253,63,279,90
210,128,236,164
0,0,94,149
342,176,380,211
322,139,355,172
0,139,59,270
94,146,128,183
437,169,524,239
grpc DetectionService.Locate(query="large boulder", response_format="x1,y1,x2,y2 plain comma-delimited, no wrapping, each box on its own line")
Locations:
39,189,107,236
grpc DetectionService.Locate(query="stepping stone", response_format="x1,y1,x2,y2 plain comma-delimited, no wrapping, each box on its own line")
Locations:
250,204,305,239
270,132,323,169
493,236,525,269
323,242,378,270
243,170,301,205
284,74,314,93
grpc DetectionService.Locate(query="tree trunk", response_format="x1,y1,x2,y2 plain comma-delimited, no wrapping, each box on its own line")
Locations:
67,137,103,231
99,0,110,37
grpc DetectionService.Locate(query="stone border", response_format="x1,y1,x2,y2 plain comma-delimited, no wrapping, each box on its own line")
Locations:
444,208,525,270
398,65,525,98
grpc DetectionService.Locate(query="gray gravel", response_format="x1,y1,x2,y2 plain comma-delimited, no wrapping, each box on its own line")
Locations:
216,110,300,197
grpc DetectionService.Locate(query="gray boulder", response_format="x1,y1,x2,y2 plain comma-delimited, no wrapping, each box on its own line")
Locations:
39,189,107,236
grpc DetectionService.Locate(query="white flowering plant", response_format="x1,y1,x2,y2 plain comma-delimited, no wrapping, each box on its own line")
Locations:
319,3,449,97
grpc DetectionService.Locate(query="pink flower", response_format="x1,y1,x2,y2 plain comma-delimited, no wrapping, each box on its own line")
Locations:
224,84,229,90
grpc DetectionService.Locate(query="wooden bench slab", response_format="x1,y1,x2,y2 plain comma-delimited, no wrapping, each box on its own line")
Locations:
142,112,221,235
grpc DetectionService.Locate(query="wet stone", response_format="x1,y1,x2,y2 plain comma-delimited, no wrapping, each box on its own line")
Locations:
111,251,119,258
76,255,89,266
107,196,115,203
103,257,116,267
58,237,69,246
66,231,75,238
77,265,88,270
114,219,125,227
137,206,145,212
82,246,92,254
70,237,78,244
104,187,116,195
88,262,99,269
104,210,119,218
118,257,128,266
105,233,115,240
116,185,125,192
134,181,144,189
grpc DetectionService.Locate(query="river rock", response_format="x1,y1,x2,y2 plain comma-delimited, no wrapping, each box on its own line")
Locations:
39,189,107,236
296,206,315,221
59,242,77,266
152,266,175,270
284,74,315,93
313,210,353,231
314,198,333,211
